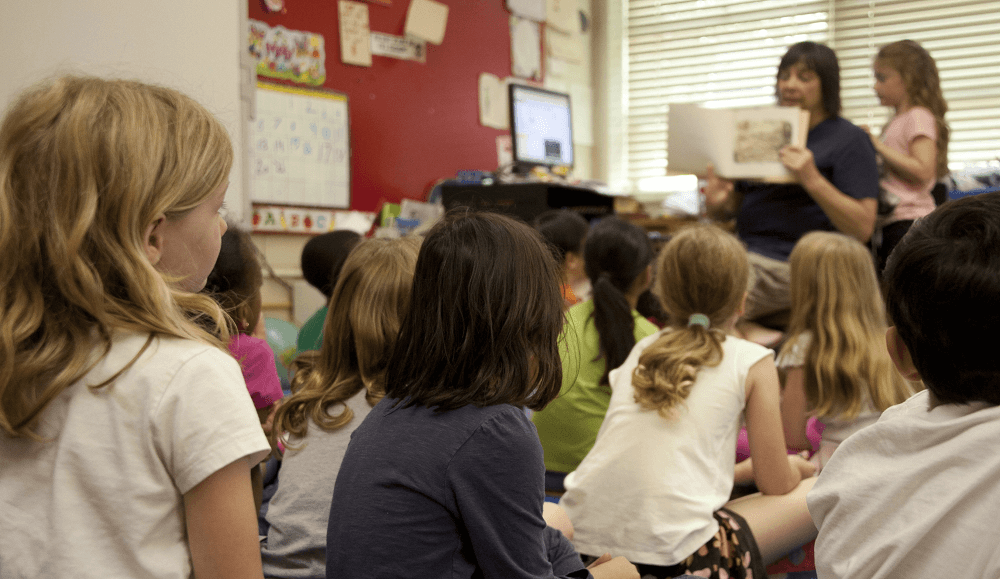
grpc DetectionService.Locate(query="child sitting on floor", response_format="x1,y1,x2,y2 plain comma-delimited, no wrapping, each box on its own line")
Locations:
809,191,1000,578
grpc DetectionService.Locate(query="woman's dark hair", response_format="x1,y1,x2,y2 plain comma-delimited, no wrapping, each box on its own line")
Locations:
884,191,1000,405
384,210,564,411
301,230,362,298
204,225,263,333
778,41,842,116
583,216,654,385
533,209,589,262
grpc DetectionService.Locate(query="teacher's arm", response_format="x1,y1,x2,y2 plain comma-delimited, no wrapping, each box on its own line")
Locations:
779,146,877,243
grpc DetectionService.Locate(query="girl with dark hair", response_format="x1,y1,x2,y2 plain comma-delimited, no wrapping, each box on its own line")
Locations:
532,217,658,492
325,210,638,579
704,41,879,343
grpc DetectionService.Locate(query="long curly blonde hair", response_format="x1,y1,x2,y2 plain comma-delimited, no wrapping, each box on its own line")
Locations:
632,225,748,417
272,236,420,449
780,232,913,421
876,40,950,178
0,76,233,438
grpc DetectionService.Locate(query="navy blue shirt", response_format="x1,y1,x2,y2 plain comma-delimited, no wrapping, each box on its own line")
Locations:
327,398,590,579
736,116,878,261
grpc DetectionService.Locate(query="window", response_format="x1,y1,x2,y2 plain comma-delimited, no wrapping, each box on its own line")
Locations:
620,0,1000,187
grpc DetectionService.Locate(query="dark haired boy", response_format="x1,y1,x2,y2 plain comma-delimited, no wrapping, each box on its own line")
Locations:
808,191,1000,578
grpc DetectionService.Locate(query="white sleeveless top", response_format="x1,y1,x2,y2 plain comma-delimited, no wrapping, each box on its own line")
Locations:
560,330,772,566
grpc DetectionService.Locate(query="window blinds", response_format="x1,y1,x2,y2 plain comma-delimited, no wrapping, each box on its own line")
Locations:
624,0,1000,184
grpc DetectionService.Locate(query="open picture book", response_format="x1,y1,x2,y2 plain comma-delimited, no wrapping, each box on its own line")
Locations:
667,103,810,182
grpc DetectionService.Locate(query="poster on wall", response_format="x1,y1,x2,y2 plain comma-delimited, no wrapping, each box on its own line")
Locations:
249,20,326,85
338,1,373,67
250,82,351,209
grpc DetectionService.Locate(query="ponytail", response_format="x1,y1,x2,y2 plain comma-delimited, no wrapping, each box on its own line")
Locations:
633,225,748,415
633,323,726,417
583,218,653,386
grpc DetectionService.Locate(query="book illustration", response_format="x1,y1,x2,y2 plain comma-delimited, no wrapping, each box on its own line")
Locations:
734,120,793,163
667,103,808,181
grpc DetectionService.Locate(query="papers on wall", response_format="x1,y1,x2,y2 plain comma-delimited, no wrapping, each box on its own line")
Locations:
248,20,326,85
250,82,351,208
506,0,546,22
404,0,449,45
338,1,372,67
546,0,576,33
496,134,514,168
510,16,541,80
545,26,582,63
370,32,426,62
667,103,809,181
478,73,509,129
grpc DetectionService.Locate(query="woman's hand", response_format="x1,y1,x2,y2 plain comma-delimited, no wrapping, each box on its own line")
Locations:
703,164,739,220
779,145,820,185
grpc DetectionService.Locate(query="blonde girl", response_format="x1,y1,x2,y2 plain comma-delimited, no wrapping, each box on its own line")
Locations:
261,236,420,579
778,231,915,469
0,77,270,578
870,39,950,274
561,224,816,579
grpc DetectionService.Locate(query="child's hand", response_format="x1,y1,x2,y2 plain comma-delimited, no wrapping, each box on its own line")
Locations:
788,451,817,478
588,554,639,579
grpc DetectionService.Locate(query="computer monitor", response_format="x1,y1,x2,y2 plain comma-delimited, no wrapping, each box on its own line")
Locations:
509,84,573,172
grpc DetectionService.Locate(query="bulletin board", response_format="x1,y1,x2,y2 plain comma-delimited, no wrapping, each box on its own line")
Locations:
249,81,351,208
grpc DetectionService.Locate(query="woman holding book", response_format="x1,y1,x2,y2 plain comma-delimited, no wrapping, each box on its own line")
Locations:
703,41,878,344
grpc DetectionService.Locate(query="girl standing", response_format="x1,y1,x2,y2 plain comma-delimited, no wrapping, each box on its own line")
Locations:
532,217,658,492
778,231,916,470
261,237,420,579
870,39,949,274
560,224,816,579
326,211,637,579
0,77,270,578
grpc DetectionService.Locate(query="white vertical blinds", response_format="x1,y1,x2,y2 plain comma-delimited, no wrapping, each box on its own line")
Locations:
625,0,1000,183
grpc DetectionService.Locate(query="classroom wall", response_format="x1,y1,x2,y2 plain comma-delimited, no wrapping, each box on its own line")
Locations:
2,0,250,221
252,0,598,324
248,0,595,214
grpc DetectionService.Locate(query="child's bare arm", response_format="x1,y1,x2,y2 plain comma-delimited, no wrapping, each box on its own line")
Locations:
588,555,640,579
184,458,264,579
780,367,813,450
744,356,803,495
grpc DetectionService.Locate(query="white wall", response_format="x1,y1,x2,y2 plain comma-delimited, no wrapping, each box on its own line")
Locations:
1,0,249,220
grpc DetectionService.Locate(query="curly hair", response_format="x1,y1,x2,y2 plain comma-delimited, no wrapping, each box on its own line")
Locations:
876,40,950,178
632,224,748,417
273,237,421,449
0,76,233,438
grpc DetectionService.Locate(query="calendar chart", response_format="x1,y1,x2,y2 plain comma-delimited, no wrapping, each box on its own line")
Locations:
250,82,350,208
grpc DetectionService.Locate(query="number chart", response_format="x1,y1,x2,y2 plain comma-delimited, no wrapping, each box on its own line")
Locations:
250,82,350,208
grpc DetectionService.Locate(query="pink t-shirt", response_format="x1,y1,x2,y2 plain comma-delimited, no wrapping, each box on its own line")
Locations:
227,333,284,409
881,106,938,222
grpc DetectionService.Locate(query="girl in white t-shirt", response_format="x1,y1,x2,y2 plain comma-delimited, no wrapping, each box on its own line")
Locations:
561,224,816,579
0,77,270,579
868,39,950,275
777,231,916,470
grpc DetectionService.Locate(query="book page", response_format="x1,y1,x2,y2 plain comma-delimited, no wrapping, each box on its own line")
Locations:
667,103,807,180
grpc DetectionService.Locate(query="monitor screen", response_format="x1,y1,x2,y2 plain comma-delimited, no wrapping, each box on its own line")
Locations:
509,84,573,169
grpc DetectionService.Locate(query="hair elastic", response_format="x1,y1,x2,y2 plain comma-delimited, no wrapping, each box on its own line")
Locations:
687,314,711,329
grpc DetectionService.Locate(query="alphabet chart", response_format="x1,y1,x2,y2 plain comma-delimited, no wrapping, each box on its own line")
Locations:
250,82,350,208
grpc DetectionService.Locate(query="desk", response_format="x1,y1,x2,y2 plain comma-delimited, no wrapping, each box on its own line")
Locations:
441,182,615,223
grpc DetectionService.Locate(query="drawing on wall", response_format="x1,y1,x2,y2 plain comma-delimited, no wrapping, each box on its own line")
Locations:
339,0,373,67
250,82,351,209
249,20,326,85
510,16,542,80
370,32,426,62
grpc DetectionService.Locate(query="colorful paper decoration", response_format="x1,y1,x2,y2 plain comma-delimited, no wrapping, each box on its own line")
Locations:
248,20,326,86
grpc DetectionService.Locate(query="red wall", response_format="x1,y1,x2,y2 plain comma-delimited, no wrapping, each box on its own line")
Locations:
249,0,524,212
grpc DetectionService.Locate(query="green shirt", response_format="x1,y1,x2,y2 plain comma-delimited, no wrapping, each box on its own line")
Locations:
296,306,327,356
532,300,658,473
